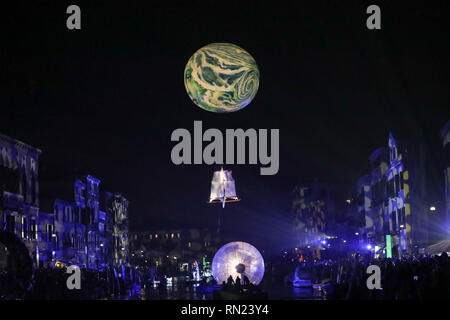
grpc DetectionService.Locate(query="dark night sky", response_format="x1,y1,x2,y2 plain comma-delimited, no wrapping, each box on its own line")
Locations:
1,1,449,255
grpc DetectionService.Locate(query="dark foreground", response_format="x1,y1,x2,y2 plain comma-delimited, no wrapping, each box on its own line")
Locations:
1,253,449,300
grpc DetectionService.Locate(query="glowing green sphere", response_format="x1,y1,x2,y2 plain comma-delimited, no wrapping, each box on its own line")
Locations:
184,43,259,113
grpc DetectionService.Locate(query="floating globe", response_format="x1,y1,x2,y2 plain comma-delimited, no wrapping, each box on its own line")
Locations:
184,43,259,113
211,241,265,285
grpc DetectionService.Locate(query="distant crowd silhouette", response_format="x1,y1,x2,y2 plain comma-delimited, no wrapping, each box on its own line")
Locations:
296,252,450,300
1,252,449,300
221,274,263,295
0,266,129,300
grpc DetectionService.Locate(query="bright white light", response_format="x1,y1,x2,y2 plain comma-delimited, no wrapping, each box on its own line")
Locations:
212,241,264,285
430,206,436,211
366,244,372,250
346,199,351,203
400,224,404,228
355,232,359,236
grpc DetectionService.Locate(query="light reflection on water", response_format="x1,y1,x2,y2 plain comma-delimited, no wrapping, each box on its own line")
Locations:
119,277,323,300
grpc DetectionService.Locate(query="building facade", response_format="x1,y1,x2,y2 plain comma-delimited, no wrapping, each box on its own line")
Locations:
292,182,336,245
441,121,450,229
42,175,130,270
349,133,428,258
130,228,216,274
0,134,41,266
349,147,390,254
103,192,129,269
0,133,130,270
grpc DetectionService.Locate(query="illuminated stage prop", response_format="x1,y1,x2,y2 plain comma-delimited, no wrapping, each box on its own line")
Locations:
211,241,264,285
208,168,240,208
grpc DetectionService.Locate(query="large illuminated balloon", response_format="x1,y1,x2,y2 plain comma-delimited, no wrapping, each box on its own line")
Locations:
211,241,265,285
184,43,259,113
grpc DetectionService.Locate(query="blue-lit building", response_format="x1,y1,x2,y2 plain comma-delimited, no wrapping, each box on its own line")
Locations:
349,133,429,258
41,174,130,270
292,182,337,258
441,121,450,229
103,192,129,269
130,228,215,274
0,133,129,271
0,134,42,267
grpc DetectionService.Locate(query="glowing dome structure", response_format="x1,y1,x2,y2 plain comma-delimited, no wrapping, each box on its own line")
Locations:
212,241,265,285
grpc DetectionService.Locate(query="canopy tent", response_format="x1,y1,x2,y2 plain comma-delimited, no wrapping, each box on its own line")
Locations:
426,239,450,255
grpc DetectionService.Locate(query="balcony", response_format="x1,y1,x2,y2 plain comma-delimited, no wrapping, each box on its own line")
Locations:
2,191,24,210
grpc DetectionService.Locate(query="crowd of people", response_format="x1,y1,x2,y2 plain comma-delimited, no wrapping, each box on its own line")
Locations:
338,253,449,299
0,266,131,300
298,252,450,300
2,252,449,300
220,274,264,296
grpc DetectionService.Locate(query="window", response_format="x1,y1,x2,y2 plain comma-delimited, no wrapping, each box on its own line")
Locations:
55,232,59,249
395,174,401,192
387,178,395,198
149,234,152,240
30,173,36,205
30,219,37,239
399,207,406,227
390,211,397,233
155,234,158,239
0,166,19,194
6,215,15,233
22,217,27,238
188,242,191,248
171,233,174,239
177,233,180,239
46,224,54,242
